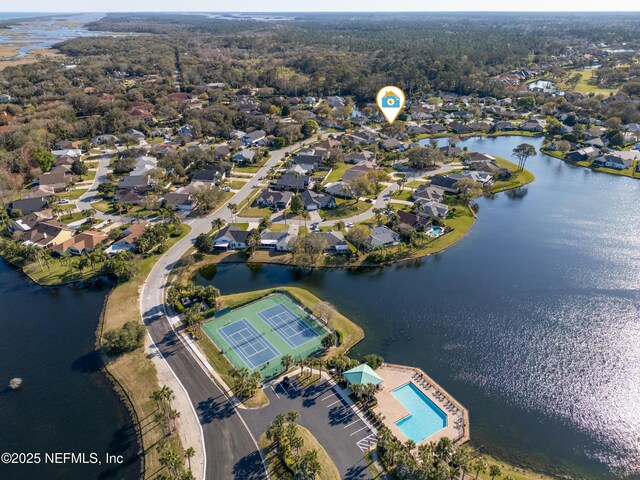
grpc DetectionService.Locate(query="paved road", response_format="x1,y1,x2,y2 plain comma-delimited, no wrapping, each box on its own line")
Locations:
76,153,121,222
140,135,328,480
243,377,375,480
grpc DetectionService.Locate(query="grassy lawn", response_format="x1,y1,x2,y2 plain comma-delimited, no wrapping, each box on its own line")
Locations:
234,157,270,174
59,188,88,200
230,222,249,231
259,425,340,480
79,170,97,181
318,198,371,221
1,251,97,285
490,157,536,193
558,68,618,95
91,200,112,213
323,163,350,184
269,223,289,232
227,180,248,190
238,203,272,218
60,211,89,224
389,189,413,202
405,180,426,188
99,224,191,477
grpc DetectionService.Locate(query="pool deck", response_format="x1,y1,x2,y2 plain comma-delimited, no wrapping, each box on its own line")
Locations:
373,363,470,446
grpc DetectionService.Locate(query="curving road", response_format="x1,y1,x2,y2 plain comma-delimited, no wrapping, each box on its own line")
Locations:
139,136,327,480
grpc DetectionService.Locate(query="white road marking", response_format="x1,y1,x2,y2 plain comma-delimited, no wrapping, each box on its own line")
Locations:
270,385,280,399
320,393,335,401
344,419,360,429
326,399,342,407
350,426,368,436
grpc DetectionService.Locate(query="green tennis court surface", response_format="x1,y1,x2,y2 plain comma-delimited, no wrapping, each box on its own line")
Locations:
202,293,327,379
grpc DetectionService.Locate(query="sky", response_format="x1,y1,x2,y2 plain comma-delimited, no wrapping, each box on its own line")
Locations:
2,0,640,13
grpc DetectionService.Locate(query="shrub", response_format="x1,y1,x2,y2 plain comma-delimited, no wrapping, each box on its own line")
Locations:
103,321,145,355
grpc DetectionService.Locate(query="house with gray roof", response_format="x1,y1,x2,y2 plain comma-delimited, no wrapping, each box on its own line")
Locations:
300,190,336,211
213,226,249,250
415,200,449,219
368,226,401,249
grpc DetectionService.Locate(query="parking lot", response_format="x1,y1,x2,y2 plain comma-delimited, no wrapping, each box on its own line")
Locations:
241,375,376,480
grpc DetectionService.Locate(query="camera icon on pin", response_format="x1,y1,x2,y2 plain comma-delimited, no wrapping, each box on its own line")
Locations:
382,92,401,108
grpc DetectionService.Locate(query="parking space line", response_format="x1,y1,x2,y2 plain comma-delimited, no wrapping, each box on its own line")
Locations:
326,399,342,407
344,419,360,429
270,385,280,399
320,392,335,401
349,426,368,436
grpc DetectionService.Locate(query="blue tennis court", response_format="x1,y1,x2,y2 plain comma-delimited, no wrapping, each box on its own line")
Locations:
217,319,280,369
257,304,320,349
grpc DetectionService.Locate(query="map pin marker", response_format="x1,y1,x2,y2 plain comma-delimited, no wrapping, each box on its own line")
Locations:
376,86,405,124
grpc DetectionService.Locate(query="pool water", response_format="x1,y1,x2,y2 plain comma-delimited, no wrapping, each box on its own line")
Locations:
427,226,444,237
392,382,447,443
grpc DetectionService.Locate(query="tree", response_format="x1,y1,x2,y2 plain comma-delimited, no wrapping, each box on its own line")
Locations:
555,139,571,154
322,333,337,350
489,464,502,480
346,224,370,255
194,233,214,254
246,228,261,258
258,215,272,232
227,203,238,223
281,354,294,371
455,178,484,205
34,150,56,172
407,146,443,170
362,354,384,369
211,218,226,234
290,194,304,216
71,159,89,178
297,449,321,479
184,447,195,473
511,143,536,172
301,120,319,137
103,321,146,355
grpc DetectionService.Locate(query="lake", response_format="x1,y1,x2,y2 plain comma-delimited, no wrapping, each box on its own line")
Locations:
0,261,140,480
197,136,640,479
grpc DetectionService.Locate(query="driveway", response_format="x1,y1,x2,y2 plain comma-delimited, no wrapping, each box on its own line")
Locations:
242,376,375,480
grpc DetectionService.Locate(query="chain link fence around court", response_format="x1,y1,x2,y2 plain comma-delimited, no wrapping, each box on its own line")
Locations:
203,292,331,380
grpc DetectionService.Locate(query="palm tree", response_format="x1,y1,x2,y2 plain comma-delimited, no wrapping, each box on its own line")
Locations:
211,218,226,234
405,439,416,452
184,447,195,472
302,210,310,228
227,203,238,223
334,220,345,231
372,207,384,225
396,176,407,192
286,410,299,424
281,354,294,372
489,464,502,480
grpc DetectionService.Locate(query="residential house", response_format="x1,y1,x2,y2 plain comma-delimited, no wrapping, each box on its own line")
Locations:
300,190,336,211
449,121,472,135
342,160,377,183
380,138,404,151
493,121,517,131
449,171,494,186
429,175,460,193
439,145,463,157
242,130,267,146
190,164,226,183
9,209,54,233
213,145,231,159
8,196,50,215
415,200,450,219
423,124,448,134
592,154,631,170
38,170,74,193
368,226,401,249
566,147,598,161
412,184,445,203
315,231,349,254
125,129,146,142
324,181,354,198
345,151,375,164
51,148,82,159
232,149,256,163
91,134,120,145
164,192,194,211
52,230,109,255
259,230,296,252
293,154,324,173
213,225,249,250
106,222,149,253
273,173,310,191
115,187,146,205
22,220,73,249
520,119,547,132
256,190,293,210
397,210,433,230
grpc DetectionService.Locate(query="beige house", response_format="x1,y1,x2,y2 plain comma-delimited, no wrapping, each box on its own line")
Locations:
52,230,109,255
22,220,74,248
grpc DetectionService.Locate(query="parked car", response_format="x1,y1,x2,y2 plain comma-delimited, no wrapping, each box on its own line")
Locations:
365,198,374,203
57,199,70,204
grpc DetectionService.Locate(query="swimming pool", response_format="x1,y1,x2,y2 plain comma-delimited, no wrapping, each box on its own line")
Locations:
427,226,444,237
391,382,447,443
